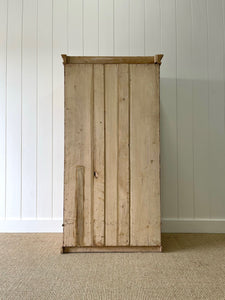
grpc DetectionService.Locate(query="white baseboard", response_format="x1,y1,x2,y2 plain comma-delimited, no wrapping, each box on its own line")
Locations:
0,218,224,233
0,219,63,232
162,218,225,233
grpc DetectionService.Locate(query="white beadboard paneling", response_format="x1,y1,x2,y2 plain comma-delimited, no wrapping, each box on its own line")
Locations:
37,0,53,218
67,0,83,55
114,0,130,55
21,0,37,219
0,0,7,219
83,0,99,55
1,0,225,233
52,0,67,219
0,219,62,232
176,0,194,219
99,0,113,55
130,0,145,55
160,0,178,218
6,0,22,219
191,0,209,218
162,219,225,233
207,0,225,219
145,0,161,55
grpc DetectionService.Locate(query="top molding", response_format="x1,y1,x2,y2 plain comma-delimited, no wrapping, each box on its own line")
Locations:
61,54,163,65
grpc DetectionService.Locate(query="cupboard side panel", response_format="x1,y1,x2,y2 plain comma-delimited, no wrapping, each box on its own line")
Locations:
93,64,105,246
117,64,130,246
130,64,161,246
105,64,118,246
63,64,93,247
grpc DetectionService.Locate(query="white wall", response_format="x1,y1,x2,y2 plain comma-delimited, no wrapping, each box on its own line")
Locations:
0,0,225,233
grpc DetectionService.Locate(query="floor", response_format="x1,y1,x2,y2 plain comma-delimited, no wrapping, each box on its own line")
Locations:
0,233,225,300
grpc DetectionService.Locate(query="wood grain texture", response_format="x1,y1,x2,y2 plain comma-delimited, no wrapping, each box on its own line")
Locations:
130,64,161,246
117,64,130,246
105,64,118,246
93,64,105,246
63,55,163,65
76,166,84,246
62,246,162,253
63,64,93,247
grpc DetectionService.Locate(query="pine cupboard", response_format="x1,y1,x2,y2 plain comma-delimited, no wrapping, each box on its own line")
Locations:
61,55,163,253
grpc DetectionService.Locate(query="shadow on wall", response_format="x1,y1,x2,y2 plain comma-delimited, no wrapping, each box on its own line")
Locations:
159,77,225,220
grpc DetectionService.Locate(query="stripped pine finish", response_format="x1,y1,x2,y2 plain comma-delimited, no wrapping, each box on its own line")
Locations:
93,64,105,246
105,64,118,246
62,55,163,252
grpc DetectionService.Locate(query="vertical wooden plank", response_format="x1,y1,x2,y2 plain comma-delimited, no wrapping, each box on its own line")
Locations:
64,64,93,247
6,0,22,218
160,0,178,218
83,0,98,55
191,0,210,218
145,0,161,55
117,64,129,246
93,64,105,246
52,0,67,219
67,0,83,55
130,0,145,55
37,0,53,218
76,166,84,246
130,64,160,246
105,64,118,246
21,0,37,219
114,0,130,55
99,0,113,55
207,0,225,219
176,0,194,218
0,0,7,219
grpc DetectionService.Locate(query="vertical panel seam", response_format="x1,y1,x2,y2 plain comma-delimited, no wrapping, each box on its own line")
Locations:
206,0,211,219
5,0,9,219
190,0,195,220
113,0,115,56
98,0,99,55
51,0,54,219
116,64,119,245
144,0,146,55
91,64,94,245
36,0,39,219
82,0,84,55
175,0,179,219
66,0,68,53
20,0,24,220
103,64,106,245
128,64,131,246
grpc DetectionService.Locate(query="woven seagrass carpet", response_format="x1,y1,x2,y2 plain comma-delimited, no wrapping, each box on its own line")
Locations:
0,233,224,299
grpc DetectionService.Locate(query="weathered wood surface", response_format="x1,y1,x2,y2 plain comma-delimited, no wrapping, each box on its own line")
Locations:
62,54,163,65
63,57,161,251
117,64,130,246
105,64,118,246
63,64,93,247
130,64,161,246
93,64,105,246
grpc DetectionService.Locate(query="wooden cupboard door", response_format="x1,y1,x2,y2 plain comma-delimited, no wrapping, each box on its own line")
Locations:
63,62,160,248
130,64,161,246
